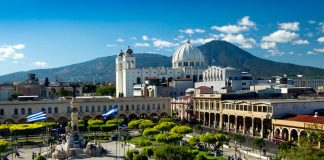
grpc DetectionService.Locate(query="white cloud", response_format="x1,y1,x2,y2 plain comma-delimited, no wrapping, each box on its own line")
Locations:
278,22,299,31
314,48,324,53
0,44,26,61
260,42,276,49
190,38,215,45
319,22,324,33
267,49,284,56
222,34,256,48
238,16,255,27
117,38,124,42
292,39,309,45
211,25,248,34
106,44,116,47
135,43,150,47
153,39,178,48
179,28,205,34
307,51,317,55
142,35,149,41
33,61,48,67
317,37,324,43
262,30,298,43
13,44,25,50
308,20,316,24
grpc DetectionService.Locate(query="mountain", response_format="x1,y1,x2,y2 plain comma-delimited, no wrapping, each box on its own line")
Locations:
198,40,324,77
0,40,323,83
0,53,171,83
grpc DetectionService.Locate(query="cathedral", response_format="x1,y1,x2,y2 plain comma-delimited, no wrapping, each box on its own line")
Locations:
115,40,206,97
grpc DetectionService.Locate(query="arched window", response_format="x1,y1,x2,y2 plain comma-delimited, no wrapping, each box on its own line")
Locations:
131,105,135,110
193,75,198,82
14,108,18,115
86,106,89,112
54,107,58,114
21,108,25,115
186,74,191,78
136,77,141,84
161,77,166,83
0,109,4,115
28,108,32,114
48,107,52,114
199,74,203,81
91,106,95,112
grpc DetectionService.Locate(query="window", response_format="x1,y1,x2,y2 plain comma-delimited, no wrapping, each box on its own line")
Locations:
211,103,214,110
184,62,188,66
263,106,267,112
80,106,83,112
21,108,25,115
258,106,262,112
86,106,89,112
97,106,101,112
268,106,273,113
28,108,32,114
109,105,112,110
54,107,58,114
248,106,252,111
205,102,208,110
92,106,95,112
67,107,70,113
120,105,123,111
253,106,257,112
244,105,247,111
152,104,155,110
147,104,150,111
142,104,145,110
137,104,140,111
14,108,18,115
103,105,107,112
132,105,135,111
126,105,129,111
236,105,239,110
48,107,52,114
157,104,160,110
162,104,165,109
0,109,4,115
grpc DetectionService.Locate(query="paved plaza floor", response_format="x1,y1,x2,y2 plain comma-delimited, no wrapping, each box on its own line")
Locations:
7,141,135,160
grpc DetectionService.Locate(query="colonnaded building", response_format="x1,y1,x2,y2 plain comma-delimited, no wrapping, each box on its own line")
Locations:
116,40,206,97
0,96,170,125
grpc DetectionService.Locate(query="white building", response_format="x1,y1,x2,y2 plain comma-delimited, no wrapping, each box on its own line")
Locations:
116,40,206,97
195,66,249,93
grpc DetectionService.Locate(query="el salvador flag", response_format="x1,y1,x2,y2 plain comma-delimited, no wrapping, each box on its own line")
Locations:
27,108,47,122
102,105,118,119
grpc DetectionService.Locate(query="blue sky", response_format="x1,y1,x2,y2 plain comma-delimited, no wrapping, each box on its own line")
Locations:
0,0,323,76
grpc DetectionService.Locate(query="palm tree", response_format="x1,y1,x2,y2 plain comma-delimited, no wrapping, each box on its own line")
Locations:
234,134,246,148
253,137,265,159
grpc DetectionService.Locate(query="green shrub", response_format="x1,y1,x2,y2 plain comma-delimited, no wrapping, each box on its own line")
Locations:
126,149,139,160
87,119,104,126
87,125,101,131
158,118,174,124
142,146,154,157
133,153,148,160
9,124,44,136
106,119,120,125
100,124,118,132
0,140,8,153
34,155,46,160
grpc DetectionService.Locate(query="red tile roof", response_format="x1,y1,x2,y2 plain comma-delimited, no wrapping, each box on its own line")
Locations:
284,115,324,124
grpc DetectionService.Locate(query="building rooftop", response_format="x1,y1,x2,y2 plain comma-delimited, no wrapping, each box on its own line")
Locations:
282,114,324,124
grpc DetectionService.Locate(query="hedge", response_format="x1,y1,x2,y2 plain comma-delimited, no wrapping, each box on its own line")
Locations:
87,119,104,126
9,124,44,136
126,149,139,160
0,140,8,153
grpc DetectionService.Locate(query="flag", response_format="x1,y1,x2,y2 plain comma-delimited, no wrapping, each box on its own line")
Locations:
27,108,47,122
102,105,118,119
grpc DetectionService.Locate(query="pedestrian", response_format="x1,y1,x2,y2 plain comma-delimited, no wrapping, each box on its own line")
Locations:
32,152,35,159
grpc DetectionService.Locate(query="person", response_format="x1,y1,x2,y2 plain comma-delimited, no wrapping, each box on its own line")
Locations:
32,152,35,159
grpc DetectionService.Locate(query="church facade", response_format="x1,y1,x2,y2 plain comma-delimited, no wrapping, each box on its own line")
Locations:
116,40,207,97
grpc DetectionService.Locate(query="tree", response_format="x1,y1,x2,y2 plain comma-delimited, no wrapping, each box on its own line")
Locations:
96,85,115,96
153,145,194,160
167,134,183,144
253,137,265,159
0,140,8,153
194,124,203,134
170,126,193,135
153,122,176,133
82,84,97,93
126,149,139,160
155,133,168,143
143,128,159,140
214,133,229,153
188,136,200,148
44,77,49,87
199,133,216,151
234,134,245,148
133,153,148,160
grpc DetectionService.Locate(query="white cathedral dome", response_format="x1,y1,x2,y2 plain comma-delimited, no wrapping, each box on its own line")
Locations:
172,40,205,68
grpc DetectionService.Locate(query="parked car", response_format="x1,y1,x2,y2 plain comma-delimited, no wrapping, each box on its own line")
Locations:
272,136,285,144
